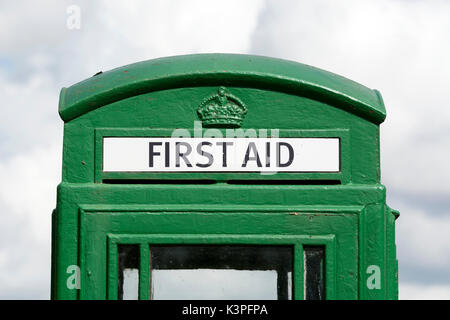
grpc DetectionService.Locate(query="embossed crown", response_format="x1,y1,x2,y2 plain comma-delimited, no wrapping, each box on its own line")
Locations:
197,87,247,127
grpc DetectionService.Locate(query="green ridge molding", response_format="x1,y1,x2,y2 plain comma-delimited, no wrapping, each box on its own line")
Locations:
58,53,386,124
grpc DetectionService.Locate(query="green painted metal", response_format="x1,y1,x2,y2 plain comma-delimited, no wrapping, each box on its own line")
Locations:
52,53,398,300
59,54,386,124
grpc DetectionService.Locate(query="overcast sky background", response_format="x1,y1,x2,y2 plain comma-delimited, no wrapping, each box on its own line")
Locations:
0,0,449,299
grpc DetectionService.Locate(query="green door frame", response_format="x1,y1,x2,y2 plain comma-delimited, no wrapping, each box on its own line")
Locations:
79,205,361,300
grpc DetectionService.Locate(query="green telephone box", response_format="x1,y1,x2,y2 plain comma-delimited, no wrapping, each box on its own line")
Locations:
52,54,398,300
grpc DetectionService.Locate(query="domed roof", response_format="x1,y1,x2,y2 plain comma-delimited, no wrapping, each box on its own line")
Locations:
59,53,386,124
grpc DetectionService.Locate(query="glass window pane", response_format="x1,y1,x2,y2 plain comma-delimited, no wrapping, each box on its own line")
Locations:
149,245,293,300
118,244,139,300
303,245,325,300
152,269,278,300
122,269,139,300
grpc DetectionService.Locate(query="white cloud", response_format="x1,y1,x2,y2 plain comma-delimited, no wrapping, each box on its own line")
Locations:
0,71,61,156
98,0,264,55
55,0,265,80
396,202,450,276
0,142,61,299
400,283,450,300
0,1,68,55
250,0,450,196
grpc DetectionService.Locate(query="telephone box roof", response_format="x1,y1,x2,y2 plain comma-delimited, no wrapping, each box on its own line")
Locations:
59,53,386,124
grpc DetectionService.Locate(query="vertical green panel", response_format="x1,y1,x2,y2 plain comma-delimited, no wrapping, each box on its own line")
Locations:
139,243,150,300
51,209,57,299
107,240,118,300
325,240,337,300
293,244,303,300
363,204,386,300
386,206,399,300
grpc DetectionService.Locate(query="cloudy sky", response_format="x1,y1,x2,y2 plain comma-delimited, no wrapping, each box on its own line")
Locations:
1,0,449,299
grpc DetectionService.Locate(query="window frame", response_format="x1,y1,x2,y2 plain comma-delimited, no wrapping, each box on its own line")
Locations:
107,233,336,300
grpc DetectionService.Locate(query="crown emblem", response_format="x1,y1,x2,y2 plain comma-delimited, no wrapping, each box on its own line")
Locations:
197,87,247,127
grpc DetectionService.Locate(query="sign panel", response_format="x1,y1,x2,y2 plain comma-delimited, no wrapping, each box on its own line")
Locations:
103,137,340,173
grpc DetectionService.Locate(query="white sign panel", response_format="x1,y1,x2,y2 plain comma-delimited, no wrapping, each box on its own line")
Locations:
103,138,340,173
